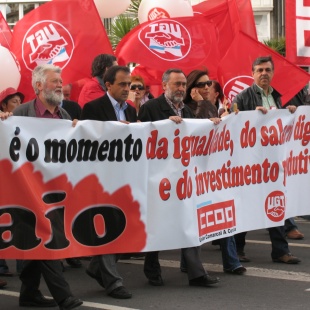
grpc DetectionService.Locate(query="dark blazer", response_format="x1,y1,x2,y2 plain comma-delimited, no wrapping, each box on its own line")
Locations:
81,93,137,122
62,100,82,120
138,94,194,122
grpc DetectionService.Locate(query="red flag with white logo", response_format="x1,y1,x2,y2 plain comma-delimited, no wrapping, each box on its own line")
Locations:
0,12,12,49
116,15,220,76
10,0,113,102
286,0,310,66
218,31,310,105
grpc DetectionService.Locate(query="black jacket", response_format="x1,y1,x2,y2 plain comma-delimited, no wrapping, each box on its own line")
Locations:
232,84,282,111
62,100,82,120
138,94,194,122
81,93,137,122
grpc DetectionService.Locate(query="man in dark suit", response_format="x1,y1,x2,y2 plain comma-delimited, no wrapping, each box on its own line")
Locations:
11,64,82,310
138,68,220,288
81,65,136,299
81,66,136,123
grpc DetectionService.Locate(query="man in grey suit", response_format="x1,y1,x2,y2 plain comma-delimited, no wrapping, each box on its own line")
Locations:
138,68,220,287
9,64,82,310
81,65,136,299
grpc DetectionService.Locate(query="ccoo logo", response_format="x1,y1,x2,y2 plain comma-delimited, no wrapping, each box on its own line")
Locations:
139,19,191,61
22,20,74,71
265,190,286,222
223,76,253,104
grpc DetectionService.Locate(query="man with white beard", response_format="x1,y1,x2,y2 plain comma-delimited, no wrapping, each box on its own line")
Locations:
13,64,72,119
11,64,83,310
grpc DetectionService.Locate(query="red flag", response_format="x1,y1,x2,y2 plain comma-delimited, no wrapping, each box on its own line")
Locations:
193,0,257,58
10,0,113,102
285,0,310,66
218,31,310,105
116,15,220,76
234,0,257,39
0,12,12,49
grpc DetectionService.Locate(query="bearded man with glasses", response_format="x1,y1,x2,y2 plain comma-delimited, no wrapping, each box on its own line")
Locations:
138,68,220,288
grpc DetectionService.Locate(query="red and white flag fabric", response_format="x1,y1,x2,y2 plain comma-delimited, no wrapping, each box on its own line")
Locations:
218,31,310,105
10,0,113,102
116,15,220,76
285,0,310,66
0,12,12,49
192,0,257,58
117,0,256,91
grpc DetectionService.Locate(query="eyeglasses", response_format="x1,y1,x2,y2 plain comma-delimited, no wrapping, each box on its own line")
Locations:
195,81,213,88
130,84,145,90
254,68,273,73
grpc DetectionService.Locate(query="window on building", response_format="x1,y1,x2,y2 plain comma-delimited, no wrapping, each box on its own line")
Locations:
254,13,270,42
0,1,45,29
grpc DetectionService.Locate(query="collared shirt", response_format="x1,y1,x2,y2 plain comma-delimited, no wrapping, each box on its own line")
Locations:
107,92,128,121
165,95,184,117
254,84,277,110
34,97,62,119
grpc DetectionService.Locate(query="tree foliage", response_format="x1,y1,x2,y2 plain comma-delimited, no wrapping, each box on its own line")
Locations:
263,37,286,56
108,0,141,49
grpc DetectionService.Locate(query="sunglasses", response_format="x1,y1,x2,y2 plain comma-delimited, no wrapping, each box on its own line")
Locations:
130,84,145,90
195,81,213,88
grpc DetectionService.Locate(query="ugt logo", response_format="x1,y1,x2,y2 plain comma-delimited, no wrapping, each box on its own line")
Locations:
139,19,191,61
22,20,74,71
265,191,286,222
148,7,170,21
223,76,253,104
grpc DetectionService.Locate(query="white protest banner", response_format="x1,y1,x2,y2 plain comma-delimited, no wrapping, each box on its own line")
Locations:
0,107,309,259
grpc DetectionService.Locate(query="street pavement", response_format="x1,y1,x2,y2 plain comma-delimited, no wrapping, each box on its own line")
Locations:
1,217,310,310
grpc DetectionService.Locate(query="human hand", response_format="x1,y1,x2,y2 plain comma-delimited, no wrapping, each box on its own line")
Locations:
232,102,239,114
0,111,13,120
72,119,78,127
220,111,229,118
169,116,182,124
190,88,203,102
256,106,268,114
286,105,297,114
210,117,221,125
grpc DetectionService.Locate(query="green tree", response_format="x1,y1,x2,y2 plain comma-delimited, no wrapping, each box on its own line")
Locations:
108,0,141,50
263,37,286,56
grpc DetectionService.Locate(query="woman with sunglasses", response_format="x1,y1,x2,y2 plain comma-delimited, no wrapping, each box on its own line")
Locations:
181,69,246,275
128,75,146,115
184,70,229,120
